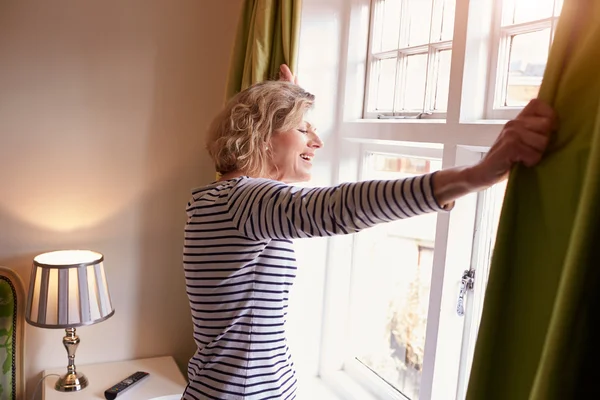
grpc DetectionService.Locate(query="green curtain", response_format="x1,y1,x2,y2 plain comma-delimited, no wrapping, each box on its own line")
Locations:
467,1,600,399
226,0,302,99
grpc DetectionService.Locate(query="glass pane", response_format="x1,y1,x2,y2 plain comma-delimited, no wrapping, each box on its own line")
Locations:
440,0,456,41
377,58,398,110
371,0,385,54
405,0,433,47
504,0,554,25
352,154,442,400
505,29,550,106
403,54,428,111
554,0,564,16
433,50,451,111
381,0,402,52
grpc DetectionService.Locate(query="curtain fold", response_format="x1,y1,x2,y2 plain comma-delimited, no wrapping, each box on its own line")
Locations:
467,1,600,399
226,0,302,100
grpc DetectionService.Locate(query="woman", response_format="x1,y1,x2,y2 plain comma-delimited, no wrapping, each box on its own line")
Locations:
182,66,556,399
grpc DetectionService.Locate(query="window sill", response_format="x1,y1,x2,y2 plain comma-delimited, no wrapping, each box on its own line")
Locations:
302,376,344,400
459,119,509,125
347,118,510,126
319,372,378,400
349,118,447,124
319,370,410,400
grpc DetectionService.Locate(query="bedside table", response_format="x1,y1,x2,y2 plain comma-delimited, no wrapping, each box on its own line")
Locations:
43,356,187,400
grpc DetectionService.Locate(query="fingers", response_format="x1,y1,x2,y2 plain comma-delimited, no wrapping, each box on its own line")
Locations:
519,98,559,129
520,116,554,136
515,140,543,167
501,123,546,162
490,116,549,173
503,98,558,160
503,118,550,152
487,134,540,174
476,100,557,186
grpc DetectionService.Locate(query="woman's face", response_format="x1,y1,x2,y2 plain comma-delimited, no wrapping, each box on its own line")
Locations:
269,121,323,183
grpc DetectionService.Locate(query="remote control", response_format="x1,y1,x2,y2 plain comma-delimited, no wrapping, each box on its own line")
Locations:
104,371,150,400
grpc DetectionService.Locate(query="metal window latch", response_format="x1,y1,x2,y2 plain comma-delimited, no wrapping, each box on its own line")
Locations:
457,269,475,317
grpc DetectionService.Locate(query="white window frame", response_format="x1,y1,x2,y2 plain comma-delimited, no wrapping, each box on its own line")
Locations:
364,0,456,120
341,144,480,400
318,141,490,400
345,145,442,400
485,0,562,119
294,0,549,399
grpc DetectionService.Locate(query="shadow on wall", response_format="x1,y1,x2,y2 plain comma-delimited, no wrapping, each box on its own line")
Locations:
133,0,243,377
0,0,242,397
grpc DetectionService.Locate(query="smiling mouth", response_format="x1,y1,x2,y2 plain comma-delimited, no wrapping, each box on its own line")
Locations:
300,154,313,162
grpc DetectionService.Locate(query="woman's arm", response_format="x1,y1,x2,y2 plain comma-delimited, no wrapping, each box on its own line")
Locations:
279,63,556,210
228,173,443,241
227,98,556,241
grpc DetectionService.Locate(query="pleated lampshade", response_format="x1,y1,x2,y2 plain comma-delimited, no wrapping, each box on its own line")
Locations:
26,250,114,328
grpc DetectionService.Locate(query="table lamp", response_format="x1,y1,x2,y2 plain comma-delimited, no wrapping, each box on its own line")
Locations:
25,250,115,392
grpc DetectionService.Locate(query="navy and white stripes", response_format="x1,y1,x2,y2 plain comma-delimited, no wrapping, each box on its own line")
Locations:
182,174,443,399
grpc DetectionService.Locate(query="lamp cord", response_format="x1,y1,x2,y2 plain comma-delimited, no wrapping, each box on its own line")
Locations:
31,374,60,400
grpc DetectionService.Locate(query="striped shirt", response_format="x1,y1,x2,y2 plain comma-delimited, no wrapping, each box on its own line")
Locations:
182,174,444,399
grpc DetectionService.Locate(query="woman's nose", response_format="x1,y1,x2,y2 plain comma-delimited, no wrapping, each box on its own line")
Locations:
309,132,323,149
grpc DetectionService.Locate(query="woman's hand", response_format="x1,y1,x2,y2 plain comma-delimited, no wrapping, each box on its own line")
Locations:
279,64,298,84
469,98,558,189
432,98,557,208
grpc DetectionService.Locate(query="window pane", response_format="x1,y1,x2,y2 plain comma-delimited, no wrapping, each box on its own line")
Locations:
430,0,455,42
433,50,451,111
554,0,564,16
381,0,402,52
505,30,550,106
352,154,442,400
405,0,433,47
503,0,554,25
371,0,385,54
402,54,428,110
440,0,456,41
376,58,398,111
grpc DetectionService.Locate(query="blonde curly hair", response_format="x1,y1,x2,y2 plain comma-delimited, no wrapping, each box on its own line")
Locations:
206,80,315,178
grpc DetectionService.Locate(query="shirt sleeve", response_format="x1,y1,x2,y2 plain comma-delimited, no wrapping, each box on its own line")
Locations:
227,174,447,240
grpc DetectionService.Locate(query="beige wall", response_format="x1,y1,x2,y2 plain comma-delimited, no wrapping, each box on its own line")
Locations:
0,0,242,397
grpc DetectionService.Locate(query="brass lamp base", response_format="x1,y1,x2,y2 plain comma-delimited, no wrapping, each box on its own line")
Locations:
55,327,88,392
55,371,89,392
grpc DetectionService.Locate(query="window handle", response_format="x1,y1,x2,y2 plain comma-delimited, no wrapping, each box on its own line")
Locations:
457,269,475,316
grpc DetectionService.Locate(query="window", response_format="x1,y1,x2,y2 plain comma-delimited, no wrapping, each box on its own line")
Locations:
294,0,558,399
365,0,565,120
349,153,441,399
365,0,456,118
487,0,563,118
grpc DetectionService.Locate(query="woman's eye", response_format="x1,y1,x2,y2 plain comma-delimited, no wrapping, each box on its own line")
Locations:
298,129,308,134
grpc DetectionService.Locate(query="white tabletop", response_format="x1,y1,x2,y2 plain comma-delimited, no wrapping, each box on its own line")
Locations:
43,356,187,400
